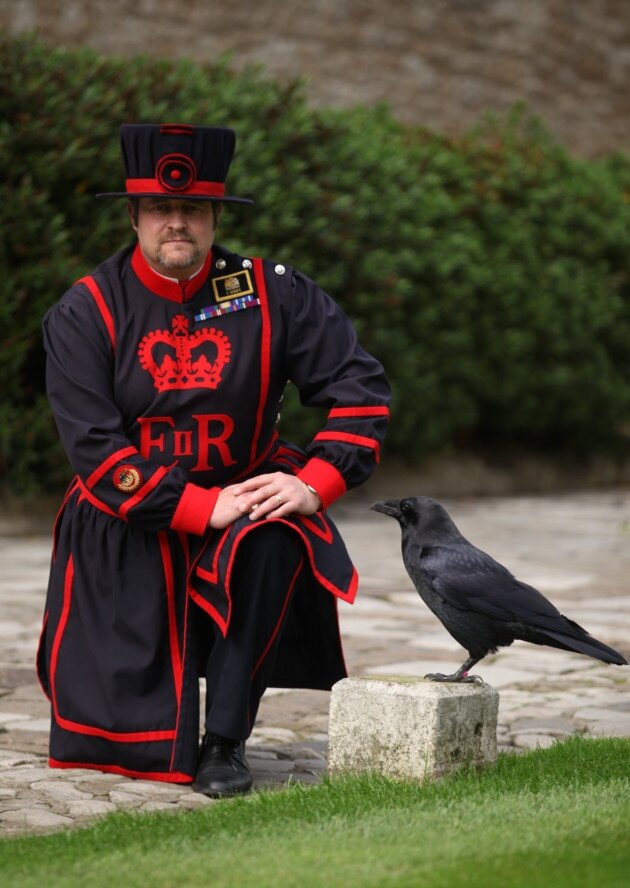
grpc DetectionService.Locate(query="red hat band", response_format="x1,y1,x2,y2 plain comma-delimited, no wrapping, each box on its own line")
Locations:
125,152,226,198
125,178,227,198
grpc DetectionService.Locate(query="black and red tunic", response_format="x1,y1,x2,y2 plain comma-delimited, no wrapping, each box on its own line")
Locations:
37,242,390,781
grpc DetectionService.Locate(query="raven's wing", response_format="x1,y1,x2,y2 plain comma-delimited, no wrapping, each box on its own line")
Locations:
418,544,586,634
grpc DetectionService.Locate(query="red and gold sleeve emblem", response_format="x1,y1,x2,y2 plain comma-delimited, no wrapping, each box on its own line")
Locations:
113,465,143,493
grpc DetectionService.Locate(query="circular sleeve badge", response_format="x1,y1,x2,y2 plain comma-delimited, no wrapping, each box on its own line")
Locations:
156,154,197,192
113,465,143,493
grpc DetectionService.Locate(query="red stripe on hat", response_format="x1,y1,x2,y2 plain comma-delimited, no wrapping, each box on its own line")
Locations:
160,124,194,135
125,178,226,197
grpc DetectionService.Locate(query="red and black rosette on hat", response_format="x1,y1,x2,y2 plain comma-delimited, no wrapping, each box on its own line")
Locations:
156,153,197,193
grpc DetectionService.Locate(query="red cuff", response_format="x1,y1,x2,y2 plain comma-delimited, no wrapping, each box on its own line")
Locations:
170,484,220,535
297,458,347,509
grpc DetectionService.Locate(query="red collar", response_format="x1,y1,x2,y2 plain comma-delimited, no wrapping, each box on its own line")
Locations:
131,244,212,302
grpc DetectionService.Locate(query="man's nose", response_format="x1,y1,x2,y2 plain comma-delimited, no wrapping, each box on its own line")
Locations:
166,209,188,227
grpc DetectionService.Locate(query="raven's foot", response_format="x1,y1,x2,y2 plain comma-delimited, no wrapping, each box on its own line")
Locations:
424,672,485,684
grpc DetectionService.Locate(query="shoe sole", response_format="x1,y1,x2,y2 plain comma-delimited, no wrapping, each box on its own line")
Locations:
191,780,253,799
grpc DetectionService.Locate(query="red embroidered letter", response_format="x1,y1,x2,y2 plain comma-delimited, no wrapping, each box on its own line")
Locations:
192,414,237,471
173,430,194,457
138,416,174,458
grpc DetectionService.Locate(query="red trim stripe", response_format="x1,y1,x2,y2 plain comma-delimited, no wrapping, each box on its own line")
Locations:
77,479,119,518
273,457,297,470
190,523,234,636
328,406,390,419
51,478,80,561
85,446,137,491
192,525,232,586
126,178,226,197
118,465,170,519
188,586,229,638
36,611,51,702
48,554,75,724
333,595,349,677
251,556,304,680
161,124,193,135
53,720,175,743
159,533,183,707
193,517,358,636
313,431,381,462
297,513,334,543
49,759,192,783
49,553,176,743
131,244,212,302
78,276,115,350
250,258,271,465
170,535,191,771
231,431,279,484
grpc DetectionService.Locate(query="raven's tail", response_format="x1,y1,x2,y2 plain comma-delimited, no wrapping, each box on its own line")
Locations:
535,627,627,666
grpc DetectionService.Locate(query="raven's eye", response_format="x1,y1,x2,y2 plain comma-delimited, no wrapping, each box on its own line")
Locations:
400,500,414,516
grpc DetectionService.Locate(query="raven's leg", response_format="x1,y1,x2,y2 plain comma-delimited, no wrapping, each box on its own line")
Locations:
424,655,484,684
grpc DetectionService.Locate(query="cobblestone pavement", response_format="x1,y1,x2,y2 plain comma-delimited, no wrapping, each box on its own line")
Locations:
1,489,629,836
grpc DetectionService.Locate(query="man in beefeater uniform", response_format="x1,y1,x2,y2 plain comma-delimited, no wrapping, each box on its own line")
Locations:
37,124,390,797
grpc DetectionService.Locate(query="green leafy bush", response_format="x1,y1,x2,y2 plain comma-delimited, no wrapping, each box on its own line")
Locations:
2,34,630,493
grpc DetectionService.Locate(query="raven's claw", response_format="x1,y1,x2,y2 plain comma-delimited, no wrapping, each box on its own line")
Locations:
424,672,485,684
466,674,485,685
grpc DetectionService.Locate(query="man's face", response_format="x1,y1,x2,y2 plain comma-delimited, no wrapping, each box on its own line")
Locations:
129,198,219,279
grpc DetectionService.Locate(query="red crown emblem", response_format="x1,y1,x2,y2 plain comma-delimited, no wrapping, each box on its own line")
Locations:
138,315,231,391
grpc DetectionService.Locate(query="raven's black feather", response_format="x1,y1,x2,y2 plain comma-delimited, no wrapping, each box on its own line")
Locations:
371,496,627,675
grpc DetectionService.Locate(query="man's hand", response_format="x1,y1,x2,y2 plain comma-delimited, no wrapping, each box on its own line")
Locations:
207,484,249,529
208,473,320,529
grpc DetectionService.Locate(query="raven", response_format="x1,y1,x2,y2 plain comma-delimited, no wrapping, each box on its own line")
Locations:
371,496,627,682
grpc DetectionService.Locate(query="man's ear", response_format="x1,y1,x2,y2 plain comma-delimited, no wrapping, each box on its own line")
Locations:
127,200,138,231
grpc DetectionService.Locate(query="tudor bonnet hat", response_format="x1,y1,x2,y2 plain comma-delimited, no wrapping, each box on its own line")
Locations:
96,123,253,204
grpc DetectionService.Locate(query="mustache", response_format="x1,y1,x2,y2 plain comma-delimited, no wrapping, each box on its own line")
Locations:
160,231,195,244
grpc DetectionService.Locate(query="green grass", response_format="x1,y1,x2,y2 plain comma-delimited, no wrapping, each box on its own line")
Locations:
1,736,629,887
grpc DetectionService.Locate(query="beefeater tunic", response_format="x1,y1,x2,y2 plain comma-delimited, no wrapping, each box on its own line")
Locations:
37,242,391,782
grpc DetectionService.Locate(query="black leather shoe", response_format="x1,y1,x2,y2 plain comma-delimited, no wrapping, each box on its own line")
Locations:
192,733,253,798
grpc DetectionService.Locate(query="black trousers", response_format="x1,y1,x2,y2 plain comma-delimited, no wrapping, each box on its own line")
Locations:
203,523,304,740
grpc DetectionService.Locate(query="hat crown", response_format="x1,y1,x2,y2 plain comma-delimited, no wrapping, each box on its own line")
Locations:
120,124,236,191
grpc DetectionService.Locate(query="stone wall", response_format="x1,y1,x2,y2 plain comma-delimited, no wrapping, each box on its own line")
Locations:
2,0,630,157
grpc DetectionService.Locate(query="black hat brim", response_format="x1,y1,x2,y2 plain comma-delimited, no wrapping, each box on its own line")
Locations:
95,192,253,205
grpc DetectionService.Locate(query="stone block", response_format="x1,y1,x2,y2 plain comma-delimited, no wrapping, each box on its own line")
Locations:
328,676,499,781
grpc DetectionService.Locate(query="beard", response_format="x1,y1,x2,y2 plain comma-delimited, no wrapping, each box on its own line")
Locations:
156,237,201,270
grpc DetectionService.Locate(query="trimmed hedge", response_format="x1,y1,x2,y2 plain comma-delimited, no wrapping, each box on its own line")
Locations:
2,34,630,493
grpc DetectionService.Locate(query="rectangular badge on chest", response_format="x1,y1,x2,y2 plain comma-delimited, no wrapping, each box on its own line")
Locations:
211,269,254,302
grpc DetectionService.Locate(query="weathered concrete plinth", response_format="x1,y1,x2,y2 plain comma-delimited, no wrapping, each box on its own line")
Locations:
328,676,500,781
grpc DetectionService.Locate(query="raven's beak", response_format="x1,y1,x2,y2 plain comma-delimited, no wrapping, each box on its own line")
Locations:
370,500,401,519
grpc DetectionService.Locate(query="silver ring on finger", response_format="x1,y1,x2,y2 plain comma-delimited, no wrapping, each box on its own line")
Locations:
275,494,283,505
